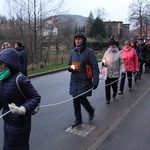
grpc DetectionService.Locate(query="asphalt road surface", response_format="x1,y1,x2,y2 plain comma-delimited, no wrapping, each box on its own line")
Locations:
0,69,150,150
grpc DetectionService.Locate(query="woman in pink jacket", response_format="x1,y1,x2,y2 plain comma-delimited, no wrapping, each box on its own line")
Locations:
118,40,139,94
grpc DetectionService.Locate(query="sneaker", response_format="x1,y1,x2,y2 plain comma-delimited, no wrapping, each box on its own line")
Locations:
89,110,95,121
112,93,117,98
71,121,82,128
106,100,110,104
118,91,123,95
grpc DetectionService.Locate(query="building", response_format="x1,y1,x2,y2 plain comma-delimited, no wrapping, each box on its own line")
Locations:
104,21,130,40
131,26,150,39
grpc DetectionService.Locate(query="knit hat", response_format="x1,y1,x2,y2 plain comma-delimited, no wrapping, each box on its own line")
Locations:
124,40,129,45
109,40,116,45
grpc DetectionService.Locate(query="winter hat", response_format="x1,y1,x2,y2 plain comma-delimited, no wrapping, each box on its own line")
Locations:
109,40,116,45
129,38,136,43
124,40,129,45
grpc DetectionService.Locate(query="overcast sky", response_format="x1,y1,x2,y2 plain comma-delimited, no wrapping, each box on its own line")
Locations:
0,0,133,23
63,0,133,23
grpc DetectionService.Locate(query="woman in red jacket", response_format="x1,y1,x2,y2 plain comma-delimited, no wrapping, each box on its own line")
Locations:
118,40,139,94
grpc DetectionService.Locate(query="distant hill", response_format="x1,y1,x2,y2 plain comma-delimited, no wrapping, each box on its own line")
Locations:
53,14,88,27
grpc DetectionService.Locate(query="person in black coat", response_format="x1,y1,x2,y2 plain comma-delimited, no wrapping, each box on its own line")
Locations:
14,41,28,76
68,32,99,128
137,37,148,79
0,48,41,150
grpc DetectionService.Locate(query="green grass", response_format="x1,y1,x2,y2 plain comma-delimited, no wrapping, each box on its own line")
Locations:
27,62,68,75
27,50,105,76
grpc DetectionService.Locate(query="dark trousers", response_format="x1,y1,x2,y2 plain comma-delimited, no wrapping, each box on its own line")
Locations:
105,77,118,101
119,72,132,92
73,96,94,122
139,61,144,77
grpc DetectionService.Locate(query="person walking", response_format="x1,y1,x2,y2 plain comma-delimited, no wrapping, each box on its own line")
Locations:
0,48,41,150
137,37,147,78
14,41,28,76
129,38,140,82
108,35,120,49
118,40,139,94
68,32,99,128
1,42,11,50
102,40,125,104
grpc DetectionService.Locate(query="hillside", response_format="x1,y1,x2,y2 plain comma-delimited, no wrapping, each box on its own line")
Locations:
47,14,87,28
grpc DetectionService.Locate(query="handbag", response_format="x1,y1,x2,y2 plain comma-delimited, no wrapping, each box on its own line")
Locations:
86,49,93,78
99,63,108,80
16,75,40,115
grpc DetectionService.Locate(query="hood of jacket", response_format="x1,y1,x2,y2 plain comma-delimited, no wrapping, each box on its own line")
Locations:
0,48,20,73
73,32,87,50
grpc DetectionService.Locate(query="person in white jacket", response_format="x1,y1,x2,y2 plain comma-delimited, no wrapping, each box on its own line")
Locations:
102,40,125,104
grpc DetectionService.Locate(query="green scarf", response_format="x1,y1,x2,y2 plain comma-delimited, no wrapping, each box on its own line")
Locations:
0,68,11,80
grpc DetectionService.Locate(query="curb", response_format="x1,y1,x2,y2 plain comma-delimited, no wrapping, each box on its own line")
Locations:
28,67,67,79
28,60,101,79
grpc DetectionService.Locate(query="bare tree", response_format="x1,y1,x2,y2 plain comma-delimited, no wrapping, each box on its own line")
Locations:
5,0,64,65
94,7,108,21
128,0,150,37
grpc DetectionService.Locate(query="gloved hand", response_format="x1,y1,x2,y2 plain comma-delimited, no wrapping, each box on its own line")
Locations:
68,66,74,72
8,103,26,115
31,104,40,115
121,72,126,77
68,65,77,72
102,62,105,66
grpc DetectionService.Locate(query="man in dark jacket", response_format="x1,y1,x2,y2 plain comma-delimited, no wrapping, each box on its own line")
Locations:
68,32,99,128
0,48,41,150
137,37,148,79
14,41,28,76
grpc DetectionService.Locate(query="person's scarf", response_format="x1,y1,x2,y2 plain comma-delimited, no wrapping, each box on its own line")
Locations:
0,68,11,80
108,47,118,52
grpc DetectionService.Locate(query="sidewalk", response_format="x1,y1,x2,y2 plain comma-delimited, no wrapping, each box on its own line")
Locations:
95,80,150,150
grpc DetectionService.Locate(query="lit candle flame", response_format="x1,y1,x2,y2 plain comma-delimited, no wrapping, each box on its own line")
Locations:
71,65,75,70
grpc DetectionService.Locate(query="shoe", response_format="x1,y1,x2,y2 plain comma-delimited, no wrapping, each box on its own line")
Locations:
112,93,117,98
89,110,95,121
71,121,82,128
138,76,141,80
118,91,123,95
128,87,132,91
106,100,110,104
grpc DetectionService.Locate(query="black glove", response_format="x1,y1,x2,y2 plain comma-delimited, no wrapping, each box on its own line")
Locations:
68,67,74,72
121,72,126,77
102,62,105,66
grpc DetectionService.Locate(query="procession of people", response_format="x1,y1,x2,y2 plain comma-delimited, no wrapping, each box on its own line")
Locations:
0,33,150,149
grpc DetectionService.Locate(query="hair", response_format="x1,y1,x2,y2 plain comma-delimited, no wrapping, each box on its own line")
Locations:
1,42,11,50
15,41,23,48
110,35,114,40
73,32,87,48
74,32,85,39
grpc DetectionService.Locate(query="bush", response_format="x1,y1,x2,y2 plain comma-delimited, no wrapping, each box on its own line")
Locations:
88,41,107,51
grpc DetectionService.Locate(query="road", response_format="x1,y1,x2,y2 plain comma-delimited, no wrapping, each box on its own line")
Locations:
0,69,150,150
